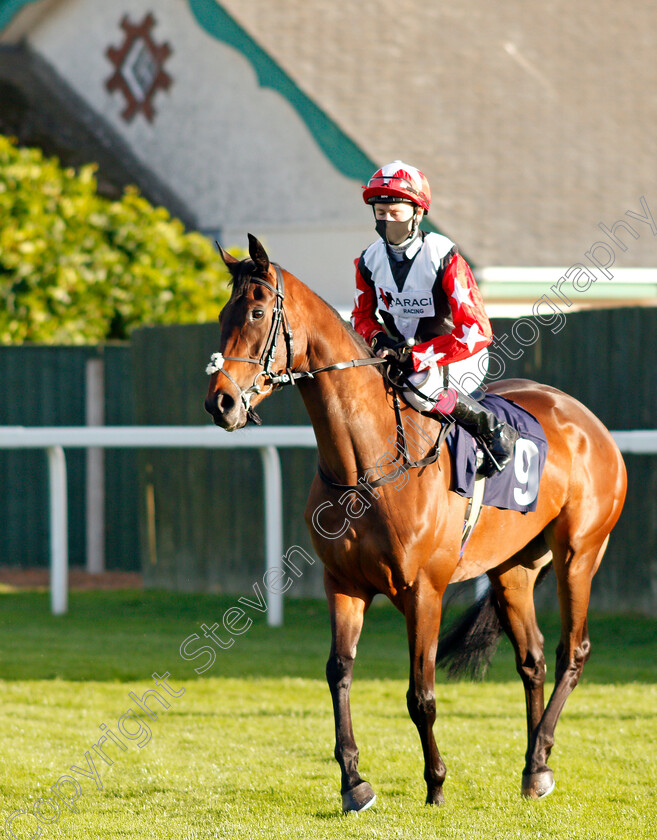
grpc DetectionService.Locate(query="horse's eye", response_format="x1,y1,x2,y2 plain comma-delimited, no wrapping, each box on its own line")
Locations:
252,309,265,320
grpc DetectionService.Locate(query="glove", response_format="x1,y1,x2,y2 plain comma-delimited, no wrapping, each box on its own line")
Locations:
370,332,400,357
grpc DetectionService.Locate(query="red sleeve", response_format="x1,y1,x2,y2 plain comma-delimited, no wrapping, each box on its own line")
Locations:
351,258,382,345
411,253,492,372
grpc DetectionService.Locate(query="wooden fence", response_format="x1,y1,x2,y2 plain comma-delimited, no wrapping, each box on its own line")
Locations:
129,324,320,595
1,306,655,612
488,308,656,613
130,308,657,612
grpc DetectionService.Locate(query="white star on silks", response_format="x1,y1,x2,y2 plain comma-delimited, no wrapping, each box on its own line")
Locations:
354,287,364,305
451,279,473,308
456,323,482,352
413,346,447,370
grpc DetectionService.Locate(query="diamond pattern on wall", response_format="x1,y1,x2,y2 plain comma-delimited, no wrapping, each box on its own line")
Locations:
105,13,172,123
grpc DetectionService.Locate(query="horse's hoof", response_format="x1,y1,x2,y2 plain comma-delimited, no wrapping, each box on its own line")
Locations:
521,769,555,799
425,789,445,806
342,781,376,813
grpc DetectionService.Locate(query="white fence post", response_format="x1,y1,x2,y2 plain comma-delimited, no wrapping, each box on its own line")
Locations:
260,446,283,627
1,425,653,618
474,575,490,601
47,445,68,616
0,426,318,616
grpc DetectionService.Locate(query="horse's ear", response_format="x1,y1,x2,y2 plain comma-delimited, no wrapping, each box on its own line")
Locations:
215,241,240,270
247,233,270,276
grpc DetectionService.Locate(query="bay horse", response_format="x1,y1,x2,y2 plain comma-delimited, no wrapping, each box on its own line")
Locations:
204,235,627,811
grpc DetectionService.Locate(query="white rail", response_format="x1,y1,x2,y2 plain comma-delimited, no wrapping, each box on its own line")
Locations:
609,430,657,454
1,426,655,618
0,426,317,620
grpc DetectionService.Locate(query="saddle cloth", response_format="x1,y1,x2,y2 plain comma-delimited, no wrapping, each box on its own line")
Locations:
446,393,548,514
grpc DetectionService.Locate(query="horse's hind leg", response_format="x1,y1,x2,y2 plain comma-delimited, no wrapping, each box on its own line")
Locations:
522,534,608,798
324,570,375,813
487,551,552,797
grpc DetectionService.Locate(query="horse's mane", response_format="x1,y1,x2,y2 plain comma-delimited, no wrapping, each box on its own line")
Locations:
319,294,372,352
304,283,383,375
228,257,382,375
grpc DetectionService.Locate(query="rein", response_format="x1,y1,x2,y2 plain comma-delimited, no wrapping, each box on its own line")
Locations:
206,263,451,483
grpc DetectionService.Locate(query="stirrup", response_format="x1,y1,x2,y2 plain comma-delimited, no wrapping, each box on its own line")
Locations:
477,431,518,476
477,442,506,476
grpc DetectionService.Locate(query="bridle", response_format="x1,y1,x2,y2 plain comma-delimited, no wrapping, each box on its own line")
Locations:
206,263,385,412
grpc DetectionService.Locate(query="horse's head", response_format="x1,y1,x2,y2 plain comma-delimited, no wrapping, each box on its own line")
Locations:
204,234,297,430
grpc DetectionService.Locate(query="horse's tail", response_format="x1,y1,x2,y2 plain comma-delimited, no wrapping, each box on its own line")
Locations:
437,566,553,680
436,586,504,681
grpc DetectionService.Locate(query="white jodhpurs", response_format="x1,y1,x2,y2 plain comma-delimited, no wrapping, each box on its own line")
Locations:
403,347,490,413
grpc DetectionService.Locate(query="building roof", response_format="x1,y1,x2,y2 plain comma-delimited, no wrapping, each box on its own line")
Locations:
217,0,657,268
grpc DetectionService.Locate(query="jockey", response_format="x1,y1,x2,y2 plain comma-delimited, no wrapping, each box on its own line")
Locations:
352,160,519,475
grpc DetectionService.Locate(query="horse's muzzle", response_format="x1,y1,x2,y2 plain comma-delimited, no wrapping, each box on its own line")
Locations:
204,389,246,430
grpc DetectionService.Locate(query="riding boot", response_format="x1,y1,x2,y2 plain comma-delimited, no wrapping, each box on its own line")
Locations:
448,393,519,476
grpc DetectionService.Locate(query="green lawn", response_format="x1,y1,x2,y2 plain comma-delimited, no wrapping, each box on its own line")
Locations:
1,590,656,839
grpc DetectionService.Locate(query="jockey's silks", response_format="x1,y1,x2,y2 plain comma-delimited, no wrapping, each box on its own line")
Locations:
359,233,456,340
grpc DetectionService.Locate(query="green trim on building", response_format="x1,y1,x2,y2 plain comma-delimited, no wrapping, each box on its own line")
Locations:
1,0,376,185
0,0,40,31
187,0,377,184
187,1,440,233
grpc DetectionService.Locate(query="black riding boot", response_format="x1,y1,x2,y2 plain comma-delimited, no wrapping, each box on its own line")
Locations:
449,393,519,476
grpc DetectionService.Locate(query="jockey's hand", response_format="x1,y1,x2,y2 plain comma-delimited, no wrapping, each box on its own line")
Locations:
371,332,400,359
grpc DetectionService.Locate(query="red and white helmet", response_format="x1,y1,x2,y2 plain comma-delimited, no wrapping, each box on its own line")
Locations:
362,160,431,212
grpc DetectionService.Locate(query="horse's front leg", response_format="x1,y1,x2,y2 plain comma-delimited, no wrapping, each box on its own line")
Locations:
324,570,375,813
404,578,446,805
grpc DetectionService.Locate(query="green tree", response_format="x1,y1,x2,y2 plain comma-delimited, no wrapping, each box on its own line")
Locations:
0,135,231,343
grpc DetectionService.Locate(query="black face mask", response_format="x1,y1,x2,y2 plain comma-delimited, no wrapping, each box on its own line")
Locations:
374,209,418,246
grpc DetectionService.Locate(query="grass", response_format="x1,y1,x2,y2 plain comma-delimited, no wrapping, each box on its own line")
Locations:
1,590,656,839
